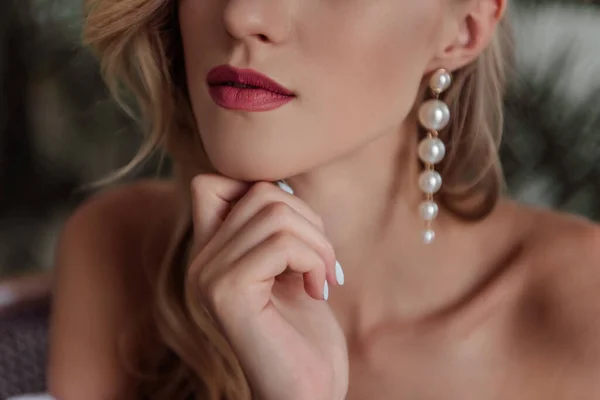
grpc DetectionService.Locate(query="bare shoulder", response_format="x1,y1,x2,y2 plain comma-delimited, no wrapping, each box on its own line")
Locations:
54,179,181,286
524,205,600,317
523,205,600,269
66,179,180,236
48,179,181,400
513,203,600,383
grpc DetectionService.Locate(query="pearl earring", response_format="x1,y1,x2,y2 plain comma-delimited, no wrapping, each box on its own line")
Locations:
417,68,452,244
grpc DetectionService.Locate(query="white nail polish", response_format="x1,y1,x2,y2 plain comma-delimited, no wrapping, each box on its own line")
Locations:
276,180,294,195
335,261,345,286
323,281,329,300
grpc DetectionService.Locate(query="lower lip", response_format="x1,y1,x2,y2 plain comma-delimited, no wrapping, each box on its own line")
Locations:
208,86,294,111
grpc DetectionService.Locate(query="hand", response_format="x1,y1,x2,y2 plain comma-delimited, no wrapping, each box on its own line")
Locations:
186,175,349,400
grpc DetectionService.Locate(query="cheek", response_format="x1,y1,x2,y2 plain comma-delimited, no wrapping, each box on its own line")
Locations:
301,2,443,136
178,1,223,104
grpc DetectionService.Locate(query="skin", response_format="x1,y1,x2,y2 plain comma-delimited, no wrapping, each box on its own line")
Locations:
48,0,600,399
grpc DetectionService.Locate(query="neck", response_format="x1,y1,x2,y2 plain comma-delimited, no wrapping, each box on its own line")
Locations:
285,120,509,326
286,120,423,258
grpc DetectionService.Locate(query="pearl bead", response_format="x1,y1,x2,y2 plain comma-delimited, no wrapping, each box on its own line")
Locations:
418,99,451,131
418,137,446,165
419,200,439,221
418,170,442,194
429,69,452,94
423,229,435,244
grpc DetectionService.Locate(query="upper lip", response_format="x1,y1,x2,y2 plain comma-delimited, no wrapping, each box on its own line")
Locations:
206,65,295,96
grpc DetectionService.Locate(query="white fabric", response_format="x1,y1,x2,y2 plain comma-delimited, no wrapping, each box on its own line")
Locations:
5,394,56,400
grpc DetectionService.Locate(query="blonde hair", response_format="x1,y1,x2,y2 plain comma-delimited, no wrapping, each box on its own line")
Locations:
83,0,513,398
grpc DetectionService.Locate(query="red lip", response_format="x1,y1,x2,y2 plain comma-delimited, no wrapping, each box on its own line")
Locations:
206,65,295,111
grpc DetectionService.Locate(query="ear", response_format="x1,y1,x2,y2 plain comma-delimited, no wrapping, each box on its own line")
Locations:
426,0,507,73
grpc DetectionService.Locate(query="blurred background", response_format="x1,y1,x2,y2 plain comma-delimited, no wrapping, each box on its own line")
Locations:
0,0,599,278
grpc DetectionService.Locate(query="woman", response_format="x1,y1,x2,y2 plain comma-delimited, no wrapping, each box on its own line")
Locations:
47,0,600,399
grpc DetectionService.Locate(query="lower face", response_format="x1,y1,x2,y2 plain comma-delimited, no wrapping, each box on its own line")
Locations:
178,0,447,181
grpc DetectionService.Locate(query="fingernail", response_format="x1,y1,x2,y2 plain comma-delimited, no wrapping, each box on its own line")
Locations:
335,261,345,286
276,180,294,195
323,281,329,300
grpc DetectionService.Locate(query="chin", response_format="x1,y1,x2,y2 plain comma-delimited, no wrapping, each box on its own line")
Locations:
205,146,304,182
198,120,332,181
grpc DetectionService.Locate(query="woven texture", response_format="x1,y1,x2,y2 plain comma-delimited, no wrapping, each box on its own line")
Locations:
0,305,50,399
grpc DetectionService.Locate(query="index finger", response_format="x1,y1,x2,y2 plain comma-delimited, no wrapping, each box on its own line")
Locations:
190,174,251,252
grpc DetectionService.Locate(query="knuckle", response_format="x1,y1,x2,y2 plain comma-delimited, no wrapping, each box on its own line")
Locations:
264,201,292,223
186,269,212,309
249,181,276,198
190,174,212,195
205,277,229,309
270,230,295,251
195,269,232,314
188,263,210,296
196,270,211,293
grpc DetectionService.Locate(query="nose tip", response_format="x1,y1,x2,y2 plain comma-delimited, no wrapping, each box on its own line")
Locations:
223,0,291,45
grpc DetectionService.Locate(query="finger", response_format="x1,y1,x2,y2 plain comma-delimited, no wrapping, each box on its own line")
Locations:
202,202,336,286
190,174,251,251
228,181,325,233
200,181,326,261
231,232,328,302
